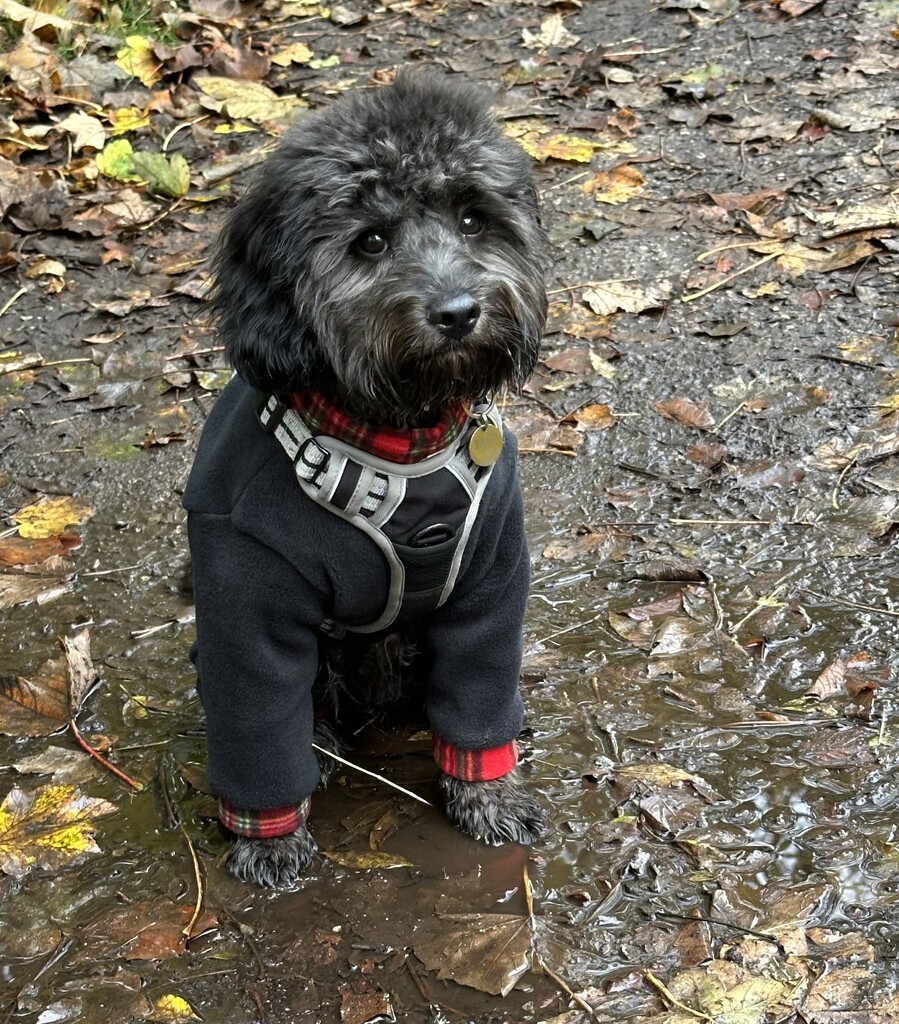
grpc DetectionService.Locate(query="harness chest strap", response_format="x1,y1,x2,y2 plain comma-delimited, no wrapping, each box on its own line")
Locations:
257,394,501,634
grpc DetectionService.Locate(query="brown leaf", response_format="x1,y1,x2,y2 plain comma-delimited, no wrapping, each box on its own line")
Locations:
0,534,81,566
0,572,73,612
63,627,96,717
654,397,716,430
543,348,593,374
566,404,615,431
0,660,69,737
82,902,219,961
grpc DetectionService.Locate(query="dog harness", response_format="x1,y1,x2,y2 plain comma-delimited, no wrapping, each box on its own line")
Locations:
257,393,503,635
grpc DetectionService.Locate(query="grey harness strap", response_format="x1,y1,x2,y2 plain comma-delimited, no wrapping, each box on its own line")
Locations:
258,394,501,635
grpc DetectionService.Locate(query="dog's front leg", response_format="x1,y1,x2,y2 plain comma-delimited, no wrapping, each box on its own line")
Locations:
421,488,546,847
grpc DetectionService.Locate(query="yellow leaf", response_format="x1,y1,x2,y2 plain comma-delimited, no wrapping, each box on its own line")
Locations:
583,279,671,316
0,784,116,879
322,849,413,870
12,496,92,539
271,42,314,66
195,77,306,124
584,165,646,205
212,122,257,134
151,994,201,1021
109,107,151,135
115,35,161,88
520,132,599,163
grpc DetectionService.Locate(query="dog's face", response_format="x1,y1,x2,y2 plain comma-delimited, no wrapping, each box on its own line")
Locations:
212,73,548,425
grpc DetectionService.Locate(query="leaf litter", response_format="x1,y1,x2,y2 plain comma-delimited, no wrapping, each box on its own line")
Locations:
2,0,899,1020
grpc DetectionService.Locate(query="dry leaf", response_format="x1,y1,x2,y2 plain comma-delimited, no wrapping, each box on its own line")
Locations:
151,994,202,1022
271,42,314,66
567,404,615,430
194,76,306,123
654,397,716,430
521,13,580,50
55,111,106,152
322,849,413,870
583,280,671,316
0,784,116,879
584,165,646,205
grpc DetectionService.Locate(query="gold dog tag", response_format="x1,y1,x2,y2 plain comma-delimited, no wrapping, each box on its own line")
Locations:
469,422,503,467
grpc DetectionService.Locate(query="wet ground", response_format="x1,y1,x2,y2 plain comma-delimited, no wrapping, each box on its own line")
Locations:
2,0,899,1021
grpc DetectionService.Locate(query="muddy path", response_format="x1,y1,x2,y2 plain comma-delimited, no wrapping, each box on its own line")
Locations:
2,1,899,1021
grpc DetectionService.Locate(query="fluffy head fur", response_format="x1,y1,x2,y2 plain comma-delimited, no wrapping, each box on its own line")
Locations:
211,71,548,426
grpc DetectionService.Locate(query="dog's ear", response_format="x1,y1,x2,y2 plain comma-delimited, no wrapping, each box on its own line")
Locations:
210,167,321,394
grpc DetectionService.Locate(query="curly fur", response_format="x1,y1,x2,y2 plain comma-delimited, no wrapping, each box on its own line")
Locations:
211,70,548,426
438,768,546,846
228,827,318,888
209,71,548,885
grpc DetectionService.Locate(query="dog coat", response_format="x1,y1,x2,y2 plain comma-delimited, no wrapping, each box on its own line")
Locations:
256,391,502,634
184,378,529,819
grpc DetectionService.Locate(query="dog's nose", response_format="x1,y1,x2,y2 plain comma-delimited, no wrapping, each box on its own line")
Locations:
426,293,481,339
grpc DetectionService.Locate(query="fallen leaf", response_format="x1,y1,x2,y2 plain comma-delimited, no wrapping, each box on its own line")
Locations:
807,652,888,701
194,76,306,123
0,0,74,32
55,111,106,152
82,902,219,960
14,746,92,784
115,35,161,88
322,849,413,870
131,151,190,198
0,784,116,879
654,397,716,430
518,132,601,163
584,165,646,205
271,42,314,66
11,496,92,539
0,573,73,613
521,13,580,50
151,994,201,1022
96,139,141,182
583,279,671,316
566,404,615,430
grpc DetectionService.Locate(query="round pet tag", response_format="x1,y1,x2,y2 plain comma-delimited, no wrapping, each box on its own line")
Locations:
469,422,504,467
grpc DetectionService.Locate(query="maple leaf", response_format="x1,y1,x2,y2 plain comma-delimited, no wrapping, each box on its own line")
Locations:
0,784,116,879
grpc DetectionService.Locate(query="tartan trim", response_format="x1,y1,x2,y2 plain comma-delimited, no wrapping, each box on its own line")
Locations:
289,390,470,465
432,735,518,782
219,796,311,838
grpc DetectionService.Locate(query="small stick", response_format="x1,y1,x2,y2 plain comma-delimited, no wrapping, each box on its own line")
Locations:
802,590,899,619
645,971,711,1020
180,824,205,939
311,743,432,806
535,611,605,646
0,287,27,318
69,719,143,790
727,571,792,635
519,446,577,458
831,454,856,510
546,278,640,296
535,954,596,1018
713,400,746,433
682,251,779,303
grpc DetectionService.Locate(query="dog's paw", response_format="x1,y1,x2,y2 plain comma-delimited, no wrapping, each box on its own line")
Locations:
313,719,349,788
437,769,546,847
227,826,317,887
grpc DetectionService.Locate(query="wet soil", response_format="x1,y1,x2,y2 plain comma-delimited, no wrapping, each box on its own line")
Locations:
2,1,899,1022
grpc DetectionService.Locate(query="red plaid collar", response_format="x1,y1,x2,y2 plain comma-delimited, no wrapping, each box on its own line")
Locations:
288,391,470,465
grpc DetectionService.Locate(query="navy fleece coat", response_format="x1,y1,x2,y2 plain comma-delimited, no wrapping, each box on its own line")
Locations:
183,377,529,811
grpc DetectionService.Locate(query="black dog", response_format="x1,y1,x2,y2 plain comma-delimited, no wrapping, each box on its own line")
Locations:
184,71,548,886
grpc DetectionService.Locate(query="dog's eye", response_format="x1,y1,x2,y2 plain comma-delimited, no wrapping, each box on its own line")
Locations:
459,211,485,236
356,230,389,256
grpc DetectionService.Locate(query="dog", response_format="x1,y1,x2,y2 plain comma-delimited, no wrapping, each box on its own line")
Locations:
183,71,548,887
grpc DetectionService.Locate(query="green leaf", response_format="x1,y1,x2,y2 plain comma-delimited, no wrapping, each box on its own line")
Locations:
131,152,191,199
96,139,139,182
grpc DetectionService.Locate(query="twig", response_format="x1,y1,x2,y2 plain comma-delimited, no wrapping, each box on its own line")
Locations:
69,719,143,790
0,286,27,318
311,743,432,806
801,590,899,619
727,571,792,635
645,971,711,1020
712,400,746,433
535,611,605,645
536,954,597,1018
831,454,856,510
180,824,205,939
682,251,779,303
519,446,578,458
546,278,640,296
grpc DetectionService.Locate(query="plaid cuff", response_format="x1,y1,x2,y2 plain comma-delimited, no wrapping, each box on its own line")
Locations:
219,796,311,838
432,735,518,782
